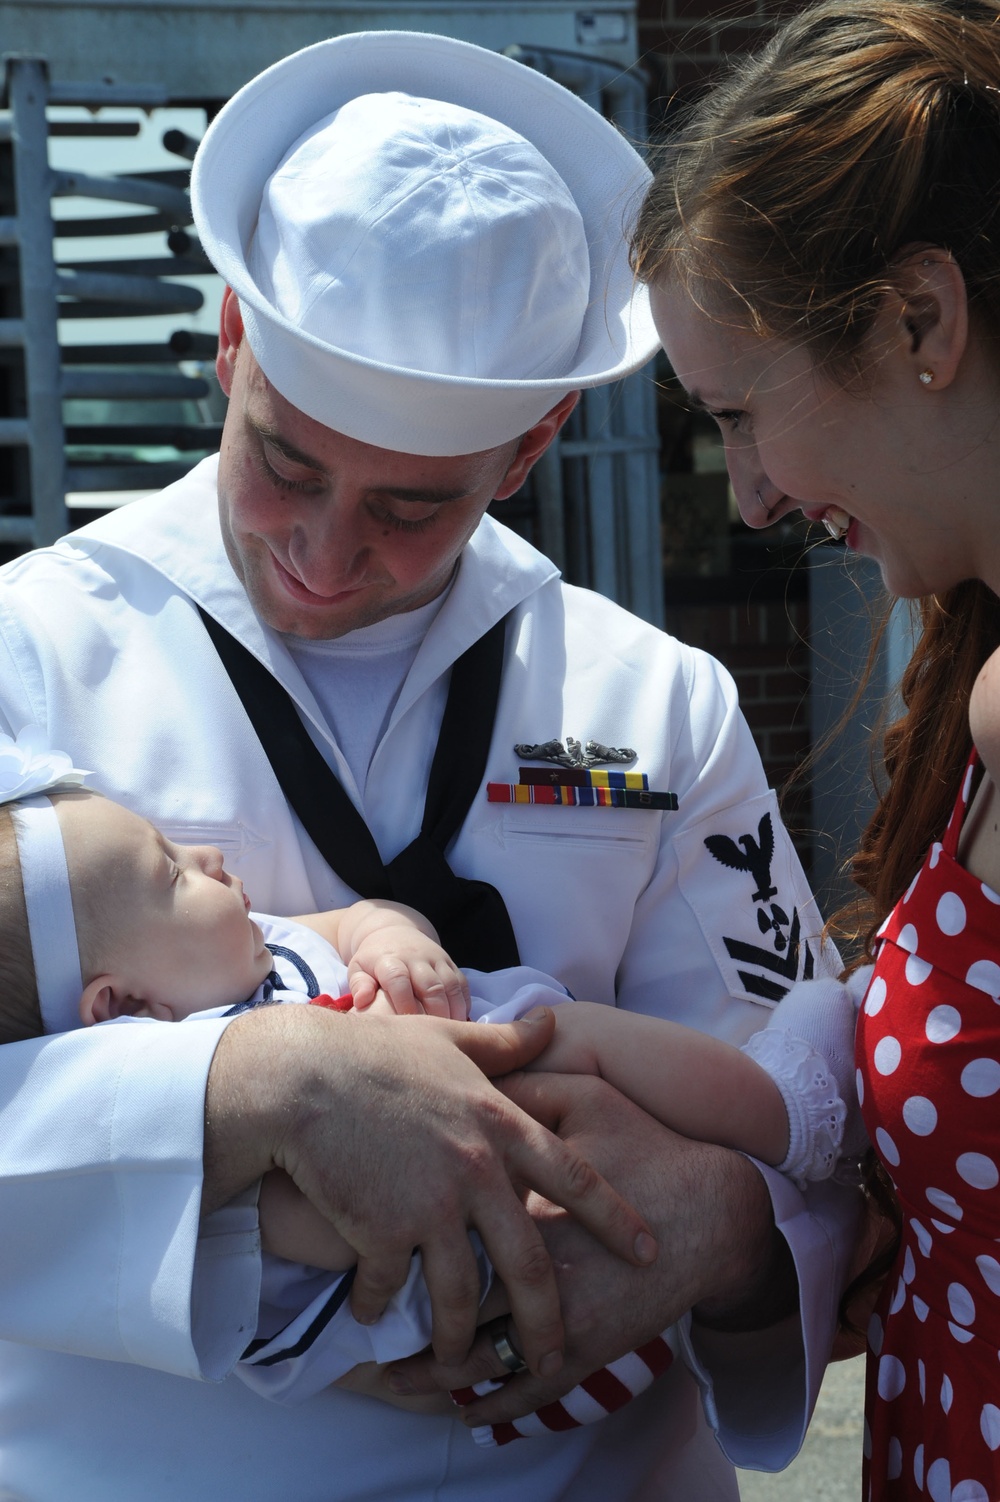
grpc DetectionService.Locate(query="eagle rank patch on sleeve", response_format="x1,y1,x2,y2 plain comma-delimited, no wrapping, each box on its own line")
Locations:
674,790,823,1008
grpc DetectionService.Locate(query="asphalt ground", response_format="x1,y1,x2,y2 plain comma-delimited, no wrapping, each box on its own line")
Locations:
737,1357,866,1500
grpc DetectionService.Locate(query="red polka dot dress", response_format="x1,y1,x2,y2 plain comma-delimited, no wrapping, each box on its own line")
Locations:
858,752,1000,1501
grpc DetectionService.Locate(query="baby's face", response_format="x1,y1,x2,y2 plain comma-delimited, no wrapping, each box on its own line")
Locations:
57,794,273,1020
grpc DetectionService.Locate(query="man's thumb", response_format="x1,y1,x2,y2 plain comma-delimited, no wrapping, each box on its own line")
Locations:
457,1006,555,1075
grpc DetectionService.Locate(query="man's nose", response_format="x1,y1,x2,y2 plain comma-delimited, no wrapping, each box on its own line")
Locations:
289,502,369,592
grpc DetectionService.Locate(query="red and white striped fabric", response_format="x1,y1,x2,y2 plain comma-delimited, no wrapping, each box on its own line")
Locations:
452,1331,677,1447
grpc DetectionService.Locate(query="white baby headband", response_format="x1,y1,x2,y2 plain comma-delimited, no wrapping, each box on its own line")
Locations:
10,799,83,1035
191,30,660,456
0,728,90,1035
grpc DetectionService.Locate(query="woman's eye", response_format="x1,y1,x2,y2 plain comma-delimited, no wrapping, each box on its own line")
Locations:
707,408,752,435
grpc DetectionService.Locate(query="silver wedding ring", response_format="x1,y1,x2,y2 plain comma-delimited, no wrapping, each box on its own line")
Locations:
491,1323,528,1375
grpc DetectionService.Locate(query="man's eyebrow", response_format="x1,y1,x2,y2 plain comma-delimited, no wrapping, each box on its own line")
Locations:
250,419,327,472
250,417,474,504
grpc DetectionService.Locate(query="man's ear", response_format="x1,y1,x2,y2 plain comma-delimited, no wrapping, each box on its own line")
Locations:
216,286,245,398
79,977,154,1026
892,250,968,390
494,391,580,500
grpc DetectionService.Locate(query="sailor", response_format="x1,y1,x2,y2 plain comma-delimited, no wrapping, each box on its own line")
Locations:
0,31,857,1500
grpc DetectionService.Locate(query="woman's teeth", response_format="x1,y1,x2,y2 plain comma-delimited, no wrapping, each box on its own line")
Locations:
822,506,851,541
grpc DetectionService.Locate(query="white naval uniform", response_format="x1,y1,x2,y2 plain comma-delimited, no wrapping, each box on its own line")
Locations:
0,455,859,1500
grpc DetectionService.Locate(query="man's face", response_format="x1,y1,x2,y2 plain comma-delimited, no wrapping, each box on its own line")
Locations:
215,332,529,640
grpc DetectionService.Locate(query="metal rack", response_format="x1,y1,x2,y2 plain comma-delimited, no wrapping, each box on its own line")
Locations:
0,53,219,546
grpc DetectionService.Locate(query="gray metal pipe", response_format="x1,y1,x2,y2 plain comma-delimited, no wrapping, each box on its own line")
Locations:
0,418,30,445
61,369,209,400
57,267,203,311
0,516,38,542
52,169,190,219
8,55,68,542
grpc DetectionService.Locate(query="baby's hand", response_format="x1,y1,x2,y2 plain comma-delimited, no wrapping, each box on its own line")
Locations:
348,925,471,1020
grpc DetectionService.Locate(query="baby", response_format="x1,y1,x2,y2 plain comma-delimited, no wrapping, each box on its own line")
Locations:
0,729,860,1443
0,768,471,1045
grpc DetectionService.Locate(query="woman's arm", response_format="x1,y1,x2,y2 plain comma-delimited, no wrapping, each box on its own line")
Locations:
526,1000,792,1167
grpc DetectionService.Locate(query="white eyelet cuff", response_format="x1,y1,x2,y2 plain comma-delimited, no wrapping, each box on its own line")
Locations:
741,1027,847,1187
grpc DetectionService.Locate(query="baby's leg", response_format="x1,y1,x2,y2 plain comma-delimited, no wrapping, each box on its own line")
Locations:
258,1169,356,1272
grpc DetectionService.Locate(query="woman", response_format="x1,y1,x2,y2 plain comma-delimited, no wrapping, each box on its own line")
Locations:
633,2,1000,1497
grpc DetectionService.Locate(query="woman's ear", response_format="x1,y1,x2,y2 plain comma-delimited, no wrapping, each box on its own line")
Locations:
79,978,156,1026
893,250,969,390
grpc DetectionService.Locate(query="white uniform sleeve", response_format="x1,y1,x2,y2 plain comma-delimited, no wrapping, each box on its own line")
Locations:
237,1237,493,1405
0,1017,259,1380
614,650,864,1472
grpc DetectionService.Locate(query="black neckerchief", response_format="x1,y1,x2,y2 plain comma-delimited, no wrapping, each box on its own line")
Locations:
199,607,520,970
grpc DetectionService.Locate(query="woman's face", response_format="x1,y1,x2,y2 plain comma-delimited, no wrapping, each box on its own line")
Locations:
650,278,968,598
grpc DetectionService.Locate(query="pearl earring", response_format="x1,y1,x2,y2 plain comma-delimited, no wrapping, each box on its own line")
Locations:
919,369,934,385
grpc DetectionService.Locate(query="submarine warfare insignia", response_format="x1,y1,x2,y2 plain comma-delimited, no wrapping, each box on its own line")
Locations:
492,739,677,810
514,737,637,770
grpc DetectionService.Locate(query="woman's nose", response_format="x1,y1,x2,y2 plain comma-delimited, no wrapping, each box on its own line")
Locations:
727,451,775,530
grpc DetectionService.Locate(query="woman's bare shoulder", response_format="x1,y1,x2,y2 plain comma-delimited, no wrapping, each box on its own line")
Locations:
970,646,1000,782
963,649,1000,893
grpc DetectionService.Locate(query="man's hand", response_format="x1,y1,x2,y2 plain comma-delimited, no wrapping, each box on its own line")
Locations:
203,1005,657,1375
383,1070,791,1425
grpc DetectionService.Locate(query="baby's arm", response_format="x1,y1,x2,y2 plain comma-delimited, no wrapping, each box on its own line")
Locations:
293,900,470,1019
528,1002,792,1167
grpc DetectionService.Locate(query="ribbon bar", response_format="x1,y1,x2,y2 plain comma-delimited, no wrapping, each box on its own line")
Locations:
488,783,678,811
517,767,649,790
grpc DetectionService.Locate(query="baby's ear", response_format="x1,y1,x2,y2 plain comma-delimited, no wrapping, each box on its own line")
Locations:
79,978,151,1026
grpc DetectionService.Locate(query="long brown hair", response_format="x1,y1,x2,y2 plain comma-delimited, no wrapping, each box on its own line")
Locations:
633,0,1000,928
852,584,1000,948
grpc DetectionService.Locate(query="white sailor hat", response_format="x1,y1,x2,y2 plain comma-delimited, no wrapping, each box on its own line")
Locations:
191,30,659,456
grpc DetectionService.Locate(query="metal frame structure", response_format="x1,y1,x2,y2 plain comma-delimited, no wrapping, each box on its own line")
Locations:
1,53,215,545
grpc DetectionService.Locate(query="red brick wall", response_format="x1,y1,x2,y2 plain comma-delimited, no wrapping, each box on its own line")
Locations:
636,1,793,101
640,2,815,855
662,596,812,832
